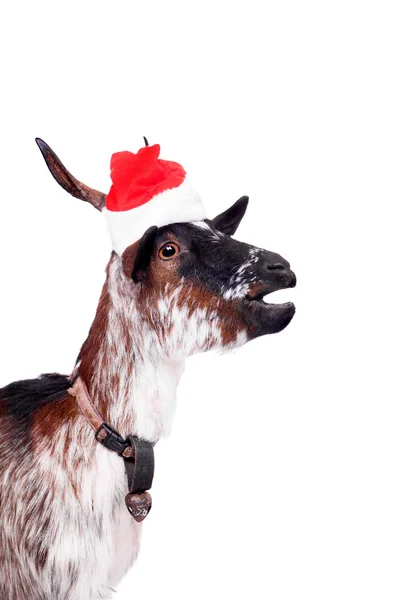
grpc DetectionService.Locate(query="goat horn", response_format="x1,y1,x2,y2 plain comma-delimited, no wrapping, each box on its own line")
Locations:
35,138,106,212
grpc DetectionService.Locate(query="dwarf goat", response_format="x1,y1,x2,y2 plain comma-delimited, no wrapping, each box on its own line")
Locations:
0,140,296,600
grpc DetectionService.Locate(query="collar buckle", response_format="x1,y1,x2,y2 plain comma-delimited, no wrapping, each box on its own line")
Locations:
95,423,131,457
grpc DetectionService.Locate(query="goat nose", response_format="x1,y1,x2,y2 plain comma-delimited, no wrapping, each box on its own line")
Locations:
267,261,287,271
263,252,290,271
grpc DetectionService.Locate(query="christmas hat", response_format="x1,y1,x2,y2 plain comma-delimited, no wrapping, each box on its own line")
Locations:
104,142,206,254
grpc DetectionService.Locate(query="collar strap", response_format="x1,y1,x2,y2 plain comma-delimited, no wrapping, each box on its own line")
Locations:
68,376,154,521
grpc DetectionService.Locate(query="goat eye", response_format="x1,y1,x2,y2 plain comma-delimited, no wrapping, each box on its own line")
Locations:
159,242,180,261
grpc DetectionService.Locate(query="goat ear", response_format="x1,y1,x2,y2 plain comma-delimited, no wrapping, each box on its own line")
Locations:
212,196,249,235
132,226,159,282
35,138,106,211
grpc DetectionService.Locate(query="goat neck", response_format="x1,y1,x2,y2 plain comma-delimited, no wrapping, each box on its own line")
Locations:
77,253,185,442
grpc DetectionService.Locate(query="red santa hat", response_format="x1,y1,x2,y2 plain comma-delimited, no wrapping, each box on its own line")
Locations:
104,142,206,254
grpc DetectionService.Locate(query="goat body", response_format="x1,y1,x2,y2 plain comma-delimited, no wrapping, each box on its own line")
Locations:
0,141,296,599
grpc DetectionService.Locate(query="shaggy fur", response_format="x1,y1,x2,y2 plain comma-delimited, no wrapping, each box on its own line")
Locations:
0,146,296,598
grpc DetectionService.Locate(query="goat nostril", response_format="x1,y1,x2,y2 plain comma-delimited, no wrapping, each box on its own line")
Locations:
268,263,287,271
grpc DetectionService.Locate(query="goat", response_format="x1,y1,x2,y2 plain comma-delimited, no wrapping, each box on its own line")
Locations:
0,139,296,600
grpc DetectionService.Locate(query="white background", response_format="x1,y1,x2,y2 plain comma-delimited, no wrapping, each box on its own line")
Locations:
0,1,399,599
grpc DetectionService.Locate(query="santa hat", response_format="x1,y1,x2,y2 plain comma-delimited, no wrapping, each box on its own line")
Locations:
104,143,206,254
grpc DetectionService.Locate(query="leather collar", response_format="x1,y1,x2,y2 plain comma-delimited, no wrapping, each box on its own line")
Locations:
68,375,155,522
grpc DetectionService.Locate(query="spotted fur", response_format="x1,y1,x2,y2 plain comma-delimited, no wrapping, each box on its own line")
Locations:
0,146,296,598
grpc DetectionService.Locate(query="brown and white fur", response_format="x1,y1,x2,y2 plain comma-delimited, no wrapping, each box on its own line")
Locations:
0,140,296,599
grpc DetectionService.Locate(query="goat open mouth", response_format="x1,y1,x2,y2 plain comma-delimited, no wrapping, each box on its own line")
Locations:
246,287,293,306
246,272,296,305
243,275,296,336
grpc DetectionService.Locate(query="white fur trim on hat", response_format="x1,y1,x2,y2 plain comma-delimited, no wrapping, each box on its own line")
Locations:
103,177,206,255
